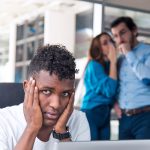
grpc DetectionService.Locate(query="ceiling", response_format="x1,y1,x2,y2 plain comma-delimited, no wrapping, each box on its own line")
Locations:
0,0,95,33
0,0,72,27
1,0,150,39
95,0,150,12
0,0,87,41
1,0,150,29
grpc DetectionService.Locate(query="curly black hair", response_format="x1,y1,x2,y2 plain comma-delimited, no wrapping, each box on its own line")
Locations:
27,44,78,80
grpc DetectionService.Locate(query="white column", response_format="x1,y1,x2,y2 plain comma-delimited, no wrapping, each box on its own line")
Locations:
93,4,102,37
44,10,75,53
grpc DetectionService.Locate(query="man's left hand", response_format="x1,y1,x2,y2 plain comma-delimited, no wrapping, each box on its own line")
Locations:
54,92,75,133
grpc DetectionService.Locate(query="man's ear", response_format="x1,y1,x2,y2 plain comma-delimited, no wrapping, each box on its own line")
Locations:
23,80,28,92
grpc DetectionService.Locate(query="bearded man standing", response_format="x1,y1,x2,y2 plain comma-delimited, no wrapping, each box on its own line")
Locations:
111,16,150,140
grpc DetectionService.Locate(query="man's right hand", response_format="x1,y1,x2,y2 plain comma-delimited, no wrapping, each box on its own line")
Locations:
23,78,43,132
118,42,131,55
114,102,122,119
14,78,43,150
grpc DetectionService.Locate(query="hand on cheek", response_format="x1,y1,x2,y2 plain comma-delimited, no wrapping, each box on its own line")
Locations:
54,92,75,133
23,78,43,132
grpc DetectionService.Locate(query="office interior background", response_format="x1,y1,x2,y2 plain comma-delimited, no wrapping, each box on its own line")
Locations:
0,0,150,140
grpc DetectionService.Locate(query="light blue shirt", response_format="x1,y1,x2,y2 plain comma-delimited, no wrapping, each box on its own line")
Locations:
81,60,117,110
118,42,150,109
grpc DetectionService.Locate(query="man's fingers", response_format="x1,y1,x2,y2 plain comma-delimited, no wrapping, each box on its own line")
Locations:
24,78,36,113
66,92,75,113
69,92,75,106
27,79,36,107
33,86,39,107
24,78,32,106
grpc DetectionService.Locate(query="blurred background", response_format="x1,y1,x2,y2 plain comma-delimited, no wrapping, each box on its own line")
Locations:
0,0,150,140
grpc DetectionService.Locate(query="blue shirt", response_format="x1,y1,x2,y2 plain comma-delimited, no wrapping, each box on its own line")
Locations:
118,42,150,109
81,60,117,110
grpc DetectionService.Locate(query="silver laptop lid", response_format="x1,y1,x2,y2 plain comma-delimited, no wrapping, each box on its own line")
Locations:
53,140,150,150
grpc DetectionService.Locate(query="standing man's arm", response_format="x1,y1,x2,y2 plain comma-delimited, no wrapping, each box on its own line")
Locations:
126,51,150,84
119,43,150,84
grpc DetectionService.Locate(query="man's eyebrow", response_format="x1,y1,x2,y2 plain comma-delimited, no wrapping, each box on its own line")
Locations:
38,87,54,90
120,28,127,32
63,89,74,92
38,87,74,92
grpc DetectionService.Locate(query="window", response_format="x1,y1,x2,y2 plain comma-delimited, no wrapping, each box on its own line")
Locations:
104,6,150,43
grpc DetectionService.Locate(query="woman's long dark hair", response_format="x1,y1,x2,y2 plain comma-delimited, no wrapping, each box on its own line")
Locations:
88,32,113,66
81,32,113,77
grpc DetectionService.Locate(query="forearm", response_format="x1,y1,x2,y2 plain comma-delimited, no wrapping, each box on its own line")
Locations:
93,64,118,97
14,127,38,150
126,51,150,81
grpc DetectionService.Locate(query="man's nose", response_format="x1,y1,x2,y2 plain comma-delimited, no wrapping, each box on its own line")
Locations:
48,95,61,109
117,35,123,45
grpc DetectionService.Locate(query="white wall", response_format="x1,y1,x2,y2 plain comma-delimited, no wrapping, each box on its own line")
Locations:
93,3,102,36
0,23,16,82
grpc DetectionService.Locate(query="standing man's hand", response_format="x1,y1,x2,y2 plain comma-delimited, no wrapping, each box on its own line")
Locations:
54,92,75,133
118,43,131,55
114,102,122,119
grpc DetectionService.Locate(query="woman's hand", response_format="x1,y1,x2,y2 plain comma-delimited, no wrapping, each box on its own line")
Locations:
107,42,117,80
107,42,117,64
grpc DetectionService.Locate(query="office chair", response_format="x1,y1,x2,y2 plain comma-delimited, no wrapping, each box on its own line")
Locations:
0,83,24,108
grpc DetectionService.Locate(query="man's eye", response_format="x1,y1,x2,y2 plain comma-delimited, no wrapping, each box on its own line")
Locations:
62,92,70,97
120,30,126,36
113,35,117,39
42,90,51,95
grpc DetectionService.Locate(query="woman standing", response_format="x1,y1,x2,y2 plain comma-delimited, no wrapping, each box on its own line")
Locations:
81,32,117,140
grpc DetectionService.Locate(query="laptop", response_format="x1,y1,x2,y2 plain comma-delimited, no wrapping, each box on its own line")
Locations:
52,140,150,150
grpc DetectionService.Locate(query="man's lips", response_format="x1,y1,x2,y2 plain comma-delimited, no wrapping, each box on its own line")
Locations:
43,112,59,120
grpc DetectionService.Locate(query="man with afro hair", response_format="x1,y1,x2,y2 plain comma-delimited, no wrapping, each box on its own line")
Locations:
0,44,90,150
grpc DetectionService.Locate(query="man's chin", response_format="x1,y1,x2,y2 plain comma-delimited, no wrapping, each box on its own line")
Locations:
43,119,57,128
